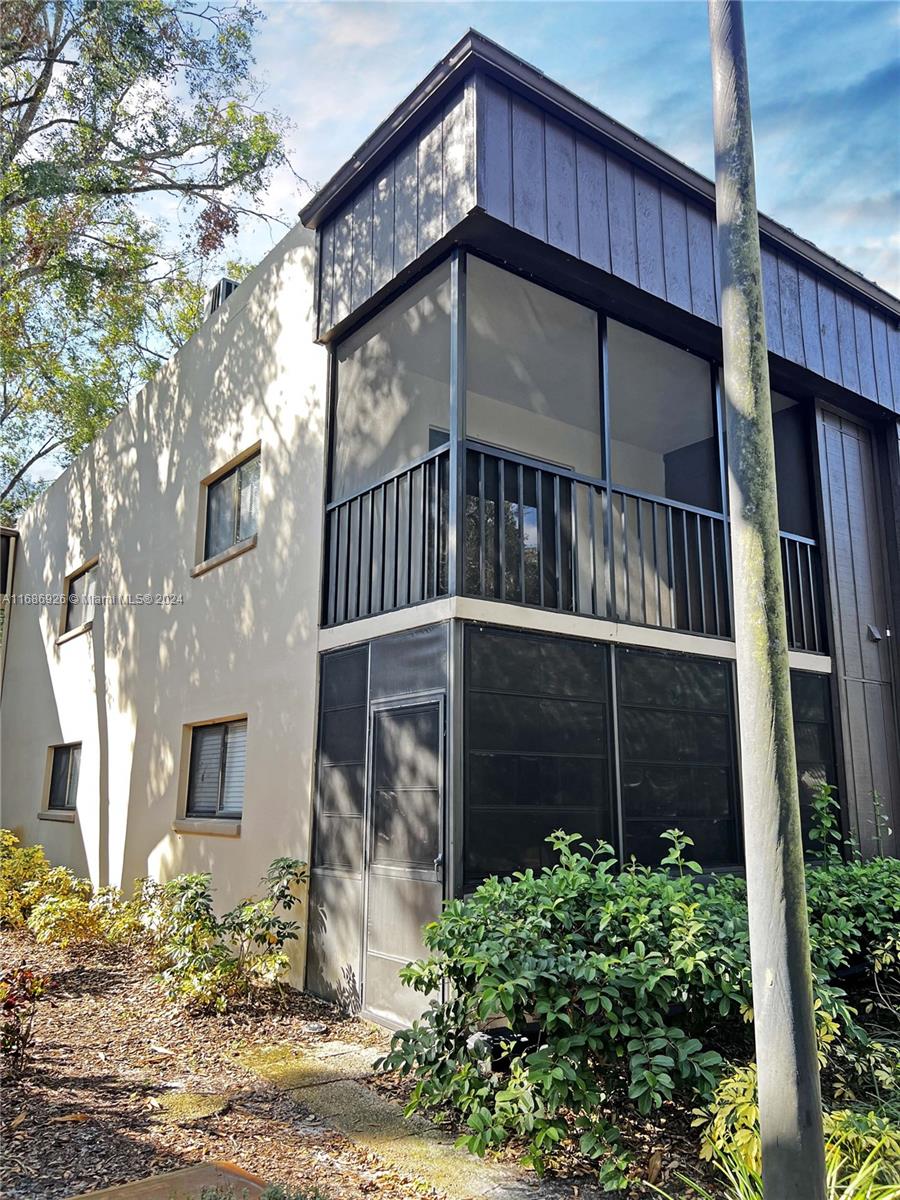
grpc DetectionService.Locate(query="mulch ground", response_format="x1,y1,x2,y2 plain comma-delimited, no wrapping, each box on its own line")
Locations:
0,931,436,1200
1,931,719,1199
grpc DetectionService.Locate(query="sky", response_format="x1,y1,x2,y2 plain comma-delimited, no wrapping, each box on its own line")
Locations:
236,0,900,296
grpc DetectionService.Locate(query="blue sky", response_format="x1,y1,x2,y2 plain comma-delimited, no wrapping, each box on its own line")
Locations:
240,0,899,295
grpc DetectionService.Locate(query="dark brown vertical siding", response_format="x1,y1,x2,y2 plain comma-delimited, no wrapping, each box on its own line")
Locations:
685,203,717,323
606,157,639,285
371,163,395,293
797,269,824,378
443,85,474,229
511,97,547,241
778,258,804,364
854,304,878,402
870,314,893,411
477,75,512,222
834,292,860,394
635,176,665,299
417,111,444,249
660,188,691,311
318,223,336,334
889,325,900,411
468,79,896,409
393,140,419,274
817,281,843,385
818,409,899,856
761,248,784,356
317,81,475,337
351,185,373,312
314,74,898,415
544,117,578,255
332,208,353,326
574,138,610,271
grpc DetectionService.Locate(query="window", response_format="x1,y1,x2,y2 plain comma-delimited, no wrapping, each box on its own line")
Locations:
64,560,97,632
466,257,602,478
791,671,837,850
204,452,260,561
48,744,81,810
607,320,720,511
464,627,613,884
332,262,451,502
617,648,740,868
186,719,247,818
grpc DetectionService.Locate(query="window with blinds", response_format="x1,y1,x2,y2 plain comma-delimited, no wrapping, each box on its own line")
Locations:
204,451,260,560
48,744,81,809
64,561,98,632
186,719,247,818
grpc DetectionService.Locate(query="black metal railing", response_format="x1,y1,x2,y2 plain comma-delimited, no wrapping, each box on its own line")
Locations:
780,531,827,654
322,443,828,652
462,443,731,639
323,447,449,626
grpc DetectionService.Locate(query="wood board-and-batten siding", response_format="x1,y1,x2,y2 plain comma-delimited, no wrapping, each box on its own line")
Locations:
818,409,900,855
316,82,475,334
315,74,899,415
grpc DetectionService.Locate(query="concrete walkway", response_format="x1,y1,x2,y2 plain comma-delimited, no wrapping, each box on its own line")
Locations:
238,1039,602,1200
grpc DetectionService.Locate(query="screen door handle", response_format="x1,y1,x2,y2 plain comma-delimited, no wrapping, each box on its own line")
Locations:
433,851,444,872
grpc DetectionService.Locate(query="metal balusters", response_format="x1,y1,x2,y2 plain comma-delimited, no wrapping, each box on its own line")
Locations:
323,443,826,653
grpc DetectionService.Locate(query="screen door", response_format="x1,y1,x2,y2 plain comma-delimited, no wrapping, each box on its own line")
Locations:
363,697,444,1026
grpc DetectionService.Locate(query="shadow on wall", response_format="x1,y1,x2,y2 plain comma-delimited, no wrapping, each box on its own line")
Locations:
20,223,326,912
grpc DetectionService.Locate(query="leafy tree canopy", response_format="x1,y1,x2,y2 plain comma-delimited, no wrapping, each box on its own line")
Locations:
1,0,293,520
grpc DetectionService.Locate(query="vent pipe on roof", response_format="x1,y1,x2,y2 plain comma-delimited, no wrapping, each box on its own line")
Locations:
203,277,239,322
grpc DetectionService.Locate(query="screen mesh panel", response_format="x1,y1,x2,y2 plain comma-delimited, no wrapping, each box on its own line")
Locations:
617,647,739,867
464,626,612,883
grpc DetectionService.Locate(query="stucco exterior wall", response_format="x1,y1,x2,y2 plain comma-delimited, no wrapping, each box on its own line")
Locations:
0,223,327,979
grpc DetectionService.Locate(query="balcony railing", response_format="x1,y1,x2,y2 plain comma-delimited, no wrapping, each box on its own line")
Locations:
780,531,827,654
463,444,731,639
323,447,449,627
322,442,827,654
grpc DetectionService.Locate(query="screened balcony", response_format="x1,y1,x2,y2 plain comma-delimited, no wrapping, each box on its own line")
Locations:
322,251,827,654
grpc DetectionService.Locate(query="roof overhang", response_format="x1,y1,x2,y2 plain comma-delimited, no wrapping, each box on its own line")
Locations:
300,29,899,319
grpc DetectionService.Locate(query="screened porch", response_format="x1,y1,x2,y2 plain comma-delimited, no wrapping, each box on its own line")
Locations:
322,251,826,654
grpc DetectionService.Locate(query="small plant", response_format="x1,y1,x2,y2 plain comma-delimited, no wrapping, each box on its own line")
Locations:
808,781,844,868
871,792,893,860
0,964,54,1075
149,857,308,1012
654,1115,900,1199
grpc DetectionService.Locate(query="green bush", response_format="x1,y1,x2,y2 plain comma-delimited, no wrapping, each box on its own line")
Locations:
654,1111,900,1200
0,830,52,926
146,857,308,1012
378,808,900,1183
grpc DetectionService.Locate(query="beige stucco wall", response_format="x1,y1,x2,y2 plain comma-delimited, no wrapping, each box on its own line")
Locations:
0,223,327,980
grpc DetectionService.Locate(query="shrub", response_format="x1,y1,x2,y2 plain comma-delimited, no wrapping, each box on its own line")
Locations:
25,867,100,946
656,1111,900,1199
148,857,308,1012
0,964,54,1075
0,830,51,926
378,803,900,1182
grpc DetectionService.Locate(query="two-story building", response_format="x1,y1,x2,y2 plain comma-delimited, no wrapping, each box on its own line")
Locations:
2,32,898,1027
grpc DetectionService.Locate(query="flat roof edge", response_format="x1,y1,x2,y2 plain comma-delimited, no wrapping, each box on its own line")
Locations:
300,30,899,318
